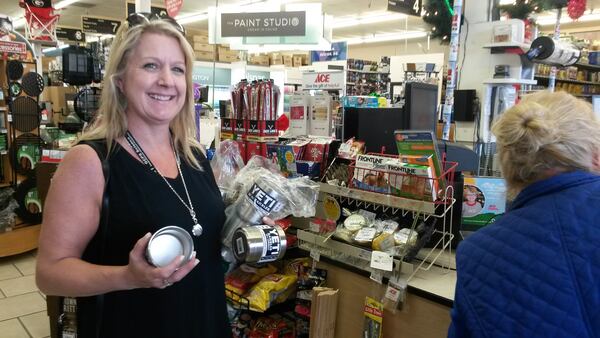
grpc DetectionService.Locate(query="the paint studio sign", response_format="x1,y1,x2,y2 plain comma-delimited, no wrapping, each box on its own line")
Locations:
221,11,306,37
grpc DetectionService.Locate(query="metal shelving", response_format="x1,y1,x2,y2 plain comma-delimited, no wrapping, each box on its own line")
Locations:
300,183,456,282
535,75,600,86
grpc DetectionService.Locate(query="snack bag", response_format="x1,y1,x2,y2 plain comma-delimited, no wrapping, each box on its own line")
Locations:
245,274,298,312
226,264,277,301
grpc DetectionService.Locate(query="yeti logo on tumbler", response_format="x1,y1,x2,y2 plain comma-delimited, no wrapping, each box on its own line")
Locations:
247,183,282,214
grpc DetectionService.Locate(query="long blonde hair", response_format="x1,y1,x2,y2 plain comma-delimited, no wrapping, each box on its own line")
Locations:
492,91,600,197
79,20,202,169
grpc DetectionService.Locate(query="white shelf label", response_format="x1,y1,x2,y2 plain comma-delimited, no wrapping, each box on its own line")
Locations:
370,251,393,271
310,249,320,262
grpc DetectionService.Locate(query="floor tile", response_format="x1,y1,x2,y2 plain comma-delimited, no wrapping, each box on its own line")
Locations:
0,288,5,298
0,275,38,297
0,292,46,321
0,262,22,281
38,291,46,300
12,254,36,276
20,311,50,338
0,318,30,338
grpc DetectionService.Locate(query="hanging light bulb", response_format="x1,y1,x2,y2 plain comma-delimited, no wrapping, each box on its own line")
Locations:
434,11,439,15
432,26,437,31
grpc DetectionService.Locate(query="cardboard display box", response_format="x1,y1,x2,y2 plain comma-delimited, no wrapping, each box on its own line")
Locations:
194,43,216,52
195,51,216,61
249,54,270,66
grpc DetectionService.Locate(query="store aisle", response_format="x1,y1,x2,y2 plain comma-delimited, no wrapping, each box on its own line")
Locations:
0,250,50,338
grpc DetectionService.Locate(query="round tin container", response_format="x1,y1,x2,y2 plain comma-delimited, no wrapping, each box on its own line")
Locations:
232,225,287,264
146,226,194,268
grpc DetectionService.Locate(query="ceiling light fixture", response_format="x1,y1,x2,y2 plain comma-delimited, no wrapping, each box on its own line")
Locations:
332,12,407,29
536,10,600,25
54,0,83,10
176,13,209,25
336,31,428,45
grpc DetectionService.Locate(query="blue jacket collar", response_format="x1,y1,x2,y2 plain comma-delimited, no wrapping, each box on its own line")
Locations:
510,171,600,210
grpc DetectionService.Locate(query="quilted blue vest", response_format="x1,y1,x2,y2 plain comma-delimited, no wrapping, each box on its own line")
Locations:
448,171,600,338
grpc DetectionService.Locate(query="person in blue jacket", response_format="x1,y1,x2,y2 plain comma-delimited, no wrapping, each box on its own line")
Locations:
448,91,600,338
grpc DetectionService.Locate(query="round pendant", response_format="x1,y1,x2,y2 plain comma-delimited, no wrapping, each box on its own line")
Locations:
192,224,203,237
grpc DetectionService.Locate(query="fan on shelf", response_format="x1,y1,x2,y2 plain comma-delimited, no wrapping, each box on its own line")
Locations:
21,72,44,97
74,87,101,123
10,96,40,132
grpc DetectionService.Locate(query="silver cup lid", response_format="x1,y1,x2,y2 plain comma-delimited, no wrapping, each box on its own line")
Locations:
146,226,194,268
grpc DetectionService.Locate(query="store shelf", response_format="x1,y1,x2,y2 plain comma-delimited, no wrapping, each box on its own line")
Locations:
534,75,600,86
319,182,455,216
574,62,600,72
297,229,412,276
347,68,389,75
484,78,537,85
483,42,531,54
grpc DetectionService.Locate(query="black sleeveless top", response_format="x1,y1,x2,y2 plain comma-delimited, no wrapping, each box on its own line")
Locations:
78,142,231,338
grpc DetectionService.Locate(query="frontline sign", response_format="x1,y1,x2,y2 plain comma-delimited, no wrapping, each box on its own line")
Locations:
221,11,306,37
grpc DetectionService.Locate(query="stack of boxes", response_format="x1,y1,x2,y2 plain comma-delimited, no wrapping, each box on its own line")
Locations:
249,53,308,67
187,31,241,63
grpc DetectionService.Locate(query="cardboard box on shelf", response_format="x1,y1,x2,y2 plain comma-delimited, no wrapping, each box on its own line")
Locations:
218,46,240,63
194,43,215,52
293,55,303,68
249,54,270,66
270,53,283,65
195,51,216,61
191,35,209,44
283,55,293,67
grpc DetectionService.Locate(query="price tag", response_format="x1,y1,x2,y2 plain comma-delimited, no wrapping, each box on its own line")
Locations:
309,220,320,233
370,251,394,271
370,270,383,284
384,284,401,302
386,277,408,303
310,249,320,262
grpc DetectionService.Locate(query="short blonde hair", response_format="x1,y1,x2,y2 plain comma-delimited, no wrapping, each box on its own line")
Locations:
492,91,600,196
79,19,202,169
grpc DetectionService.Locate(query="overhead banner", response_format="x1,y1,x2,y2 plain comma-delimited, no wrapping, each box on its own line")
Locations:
221,11,306,37
82,16,121,35
387,0,422,17
302,71,344,90
310,41,347,62
56,27,85,43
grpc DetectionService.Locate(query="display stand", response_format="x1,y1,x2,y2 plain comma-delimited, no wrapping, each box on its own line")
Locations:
298,160,457,282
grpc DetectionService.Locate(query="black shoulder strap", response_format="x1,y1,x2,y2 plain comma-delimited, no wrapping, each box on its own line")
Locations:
78,140,110,338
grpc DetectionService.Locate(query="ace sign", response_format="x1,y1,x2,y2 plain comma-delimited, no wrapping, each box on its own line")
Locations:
302,71,344,90
388,0,422,17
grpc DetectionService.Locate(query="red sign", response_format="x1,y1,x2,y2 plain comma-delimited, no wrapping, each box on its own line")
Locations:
165,0,183,18
315,73,330,83
0,41,27,55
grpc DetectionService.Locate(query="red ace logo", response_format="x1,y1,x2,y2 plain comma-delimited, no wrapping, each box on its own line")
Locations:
315,73,330,83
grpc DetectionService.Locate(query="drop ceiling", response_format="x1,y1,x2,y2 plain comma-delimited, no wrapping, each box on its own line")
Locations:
1,0,600,42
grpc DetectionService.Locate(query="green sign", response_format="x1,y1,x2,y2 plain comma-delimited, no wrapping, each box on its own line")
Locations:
192,66,231,87
246,70,270,82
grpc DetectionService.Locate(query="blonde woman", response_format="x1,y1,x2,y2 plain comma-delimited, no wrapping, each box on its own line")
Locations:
36,14,231,337
448,91,600,338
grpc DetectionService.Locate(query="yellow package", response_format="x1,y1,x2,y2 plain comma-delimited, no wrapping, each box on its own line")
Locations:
245,274,297,312
225,264,277,302
372,233,395,251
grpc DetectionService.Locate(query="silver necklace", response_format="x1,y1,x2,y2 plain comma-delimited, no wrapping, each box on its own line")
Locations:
125,131,203,237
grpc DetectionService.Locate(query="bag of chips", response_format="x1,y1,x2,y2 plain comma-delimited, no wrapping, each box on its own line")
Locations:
226,264,277,302
245,274,298,312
